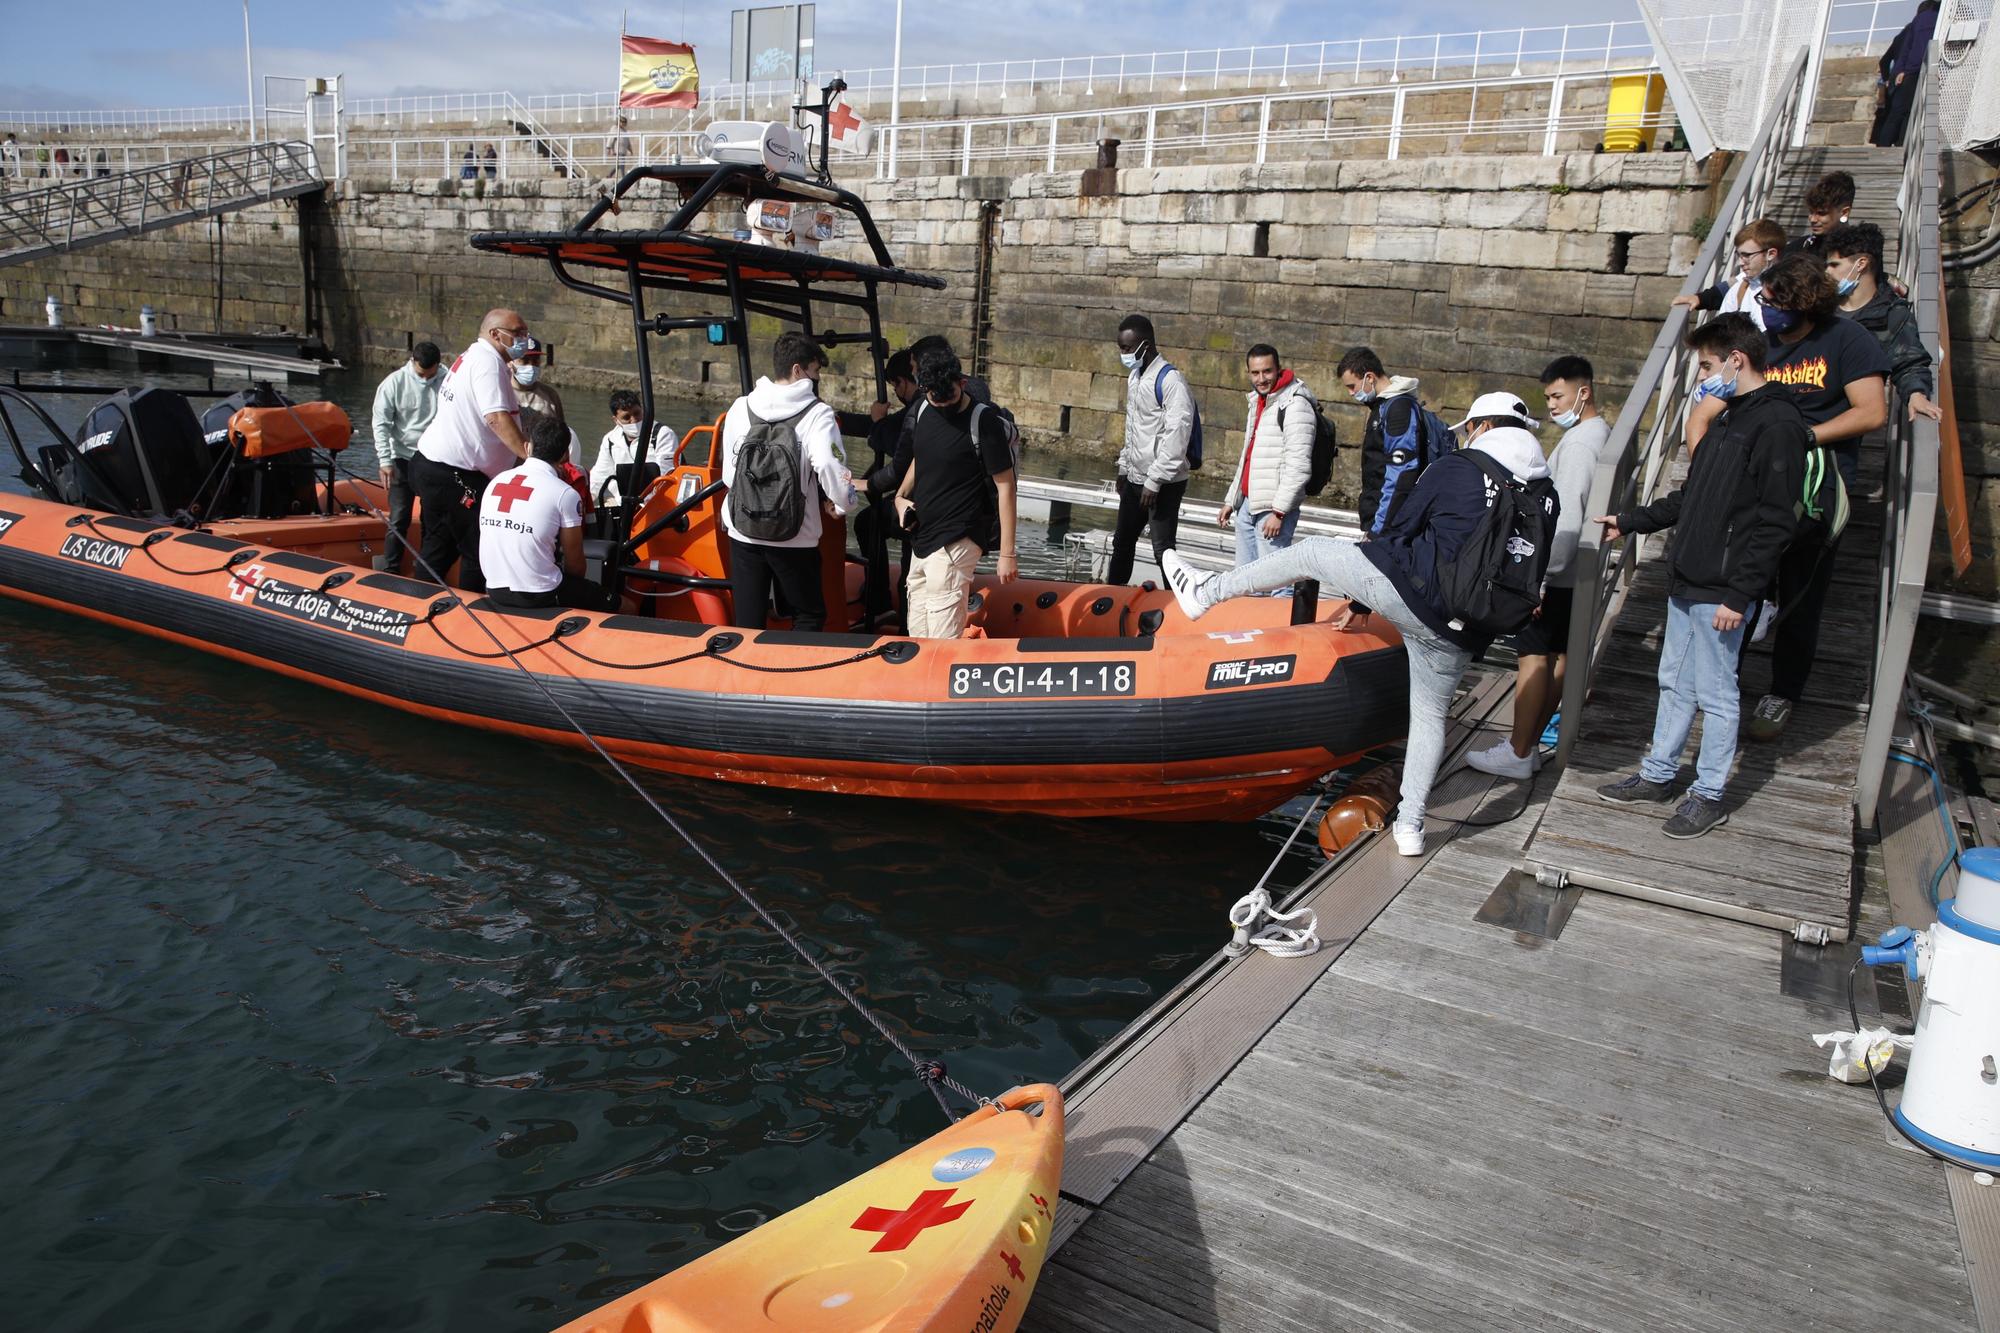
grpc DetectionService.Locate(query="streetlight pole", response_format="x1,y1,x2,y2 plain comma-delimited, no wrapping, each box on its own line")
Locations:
887,0,903,178
242,0,256,143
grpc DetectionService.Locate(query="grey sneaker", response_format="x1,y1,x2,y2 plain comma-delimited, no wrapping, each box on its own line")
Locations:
1160,550,1213,621
1596,773,1679,805
1745,694,1792,742
1663,793,1730,839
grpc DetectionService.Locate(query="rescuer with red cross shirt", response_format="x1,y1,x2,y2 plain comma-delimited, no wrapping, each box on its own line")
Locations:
477,416,611,610
411,308,537,591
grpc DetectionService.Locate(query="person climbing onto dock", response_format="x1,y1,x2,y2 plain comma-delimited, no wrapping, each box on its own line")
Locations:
1164,390,1554,857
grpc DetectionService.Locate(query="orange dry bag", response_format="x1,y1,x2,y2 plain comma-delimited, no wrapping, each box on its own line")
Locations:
228,402,352,459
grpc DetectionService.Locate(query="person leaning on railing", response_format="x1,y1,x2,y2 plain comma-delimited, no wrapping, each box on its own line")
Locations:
1593,314,1806,841
1823,220,1942,424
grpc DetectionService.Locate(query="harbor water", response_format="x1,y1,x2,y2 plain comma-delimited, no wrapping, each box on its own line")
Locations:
0,367,1321,1330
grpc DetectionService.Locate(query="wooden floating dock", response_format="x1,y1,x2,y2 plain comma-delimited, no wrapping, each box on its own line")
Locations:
1025,700,1988,1331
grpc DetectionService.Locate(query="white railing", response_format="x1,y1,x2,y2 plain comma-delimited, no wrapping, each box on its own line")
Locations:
0,7,1918,142
351,132,709,183
869,68,1668,175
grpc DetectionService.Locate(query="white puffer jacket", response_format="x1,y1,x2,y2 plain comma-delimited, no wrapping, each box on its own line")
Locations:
1225,374,1316,517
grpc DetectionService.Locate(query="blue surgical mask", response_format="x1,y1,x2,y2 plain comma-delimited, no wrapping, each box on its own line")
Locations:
1119,348,1141,371
1350,385,1376,404
1693,368,1741,403
1759,302,1801,335
1835,277,1858,297
1552,407,1582,429
506,335,534,360
513,364,540,386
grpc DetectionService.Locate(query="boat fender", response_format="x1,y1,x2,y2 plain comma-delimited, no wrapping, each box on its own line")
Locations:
1318,794,1390,857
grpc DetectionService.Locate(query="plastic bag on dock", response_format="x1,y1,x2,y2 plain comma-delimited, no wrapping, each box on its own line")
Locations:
1812,1027,1912,1083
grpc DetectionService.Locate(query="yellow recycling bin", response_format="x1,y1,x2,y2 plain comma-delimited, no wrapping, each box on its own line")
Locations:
1603,73,1667,152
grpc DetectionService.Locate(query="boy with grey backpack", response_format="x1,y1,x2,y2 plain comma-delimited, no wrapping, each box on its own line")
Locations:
719,332,859,632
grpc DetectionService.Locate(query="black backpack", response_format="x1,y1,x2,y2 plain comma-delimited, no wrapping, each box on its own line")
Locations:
1278,395,1339,497
1430,451,1558,639
727,405,810,542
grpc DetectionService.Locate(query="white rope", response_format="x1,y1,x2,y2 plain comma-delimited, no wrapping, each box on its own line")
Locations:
1224,793,1324,959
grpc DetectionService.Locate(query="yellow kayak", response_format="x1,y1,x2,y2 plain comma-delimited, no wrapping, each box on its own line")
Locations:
553,1084,1066,1333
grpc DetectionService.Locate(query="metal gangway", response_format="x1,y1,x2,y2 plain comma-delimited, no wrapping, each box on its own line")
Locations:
1515,42,1947,941
0,140,322,269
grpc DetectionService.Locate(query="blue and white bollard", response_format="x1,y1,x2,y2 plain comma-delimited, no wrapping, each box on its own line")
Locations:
139,304,157,337
1864,848,2000,1167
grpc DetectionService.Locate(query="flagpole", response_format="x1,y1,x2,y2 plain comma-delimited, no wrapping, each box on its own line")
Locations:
887,0,904,177
242,0,256,144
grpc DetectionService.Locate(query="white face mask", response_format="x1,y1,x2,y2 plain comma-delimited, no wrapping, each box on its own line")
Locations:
619,421,641,441
513,364,539,387
1119,350,1141,371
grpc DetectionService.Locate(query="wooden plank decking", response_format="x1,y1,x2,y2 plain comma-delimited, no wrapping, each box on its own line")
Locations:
1024,777,1976,1332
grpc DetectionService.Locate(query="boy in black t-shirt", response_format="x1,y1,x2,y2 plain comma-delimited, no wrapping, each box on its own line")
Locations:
1745,254,1889,741
893,345,1018,640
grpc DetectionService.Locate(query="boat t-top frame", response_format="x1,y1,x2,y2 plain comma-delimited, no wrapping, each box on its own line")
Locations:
468,90,944,584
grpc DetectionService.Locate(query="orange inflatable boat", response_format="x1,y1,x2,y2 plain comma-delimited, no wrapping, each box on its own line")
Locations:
0,158,1413,820
553,1085,1064,1333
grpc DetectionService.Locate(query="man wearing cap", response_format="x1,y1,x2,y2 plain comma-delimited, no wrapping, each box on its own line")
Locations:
1163,389,1553,858
409,308,538,591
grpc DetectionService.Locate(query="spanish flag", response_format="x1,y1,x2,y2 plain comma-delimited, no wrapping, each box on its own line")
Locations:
620,35,699,109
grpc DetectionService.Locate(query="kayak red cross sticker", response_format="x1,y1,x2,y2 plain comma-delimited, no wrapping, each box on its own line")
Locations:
850,1188,970,1252
1000,1250,1024,1281
490,474,536,512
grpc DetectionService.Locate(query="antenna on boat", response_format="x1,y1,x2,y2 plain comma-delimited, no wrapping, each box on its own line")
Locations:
794,75,847,186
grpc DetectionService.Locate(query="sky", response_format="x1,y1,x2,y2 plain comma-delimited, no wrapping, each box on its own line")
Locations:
0,0,1646,110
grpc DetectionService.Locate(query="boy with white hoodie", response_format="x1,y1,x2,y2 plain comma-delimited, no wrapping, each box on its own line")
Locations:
719,332,859,632
1164,391,1553,857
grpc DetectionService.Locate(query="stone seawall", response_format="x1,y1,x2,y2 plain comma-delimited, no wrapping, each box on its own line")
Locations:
0,151,1709,506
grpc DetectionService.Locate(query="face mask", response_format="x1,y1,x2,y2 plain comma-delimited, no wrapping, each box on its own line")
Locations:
619,422,641,441
505,335,533,361
1759,304,1801,335
1694,366,1741,403
1835,276,1858,297
1350,382,1376,404
1119,350,1140,371
513,364,539,386
1552,407,1582,430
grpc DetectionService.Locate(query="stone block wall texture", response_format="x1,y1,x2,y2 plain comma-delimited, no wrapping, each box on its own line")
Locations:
0,150,1706,511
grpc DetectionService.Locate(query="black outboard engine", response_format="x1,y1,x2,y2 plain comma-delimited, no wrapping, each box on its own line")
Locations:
44,388,211,517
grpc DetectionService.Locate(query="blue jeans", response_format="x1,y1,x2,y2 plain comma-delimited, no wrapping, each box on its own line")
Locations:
1639,597,1747,802
1207,537,1471,828
1232,505,1299,592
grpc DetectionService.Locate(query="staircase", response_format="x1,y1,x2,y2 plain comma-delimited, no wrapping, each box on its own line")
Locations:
0,140,322,269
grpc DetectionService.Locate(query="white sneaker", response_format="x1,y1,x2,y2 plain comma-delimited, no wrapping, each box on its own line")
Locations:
1466,738,1537,779
1392,820,1424,856
1160,549,1213,621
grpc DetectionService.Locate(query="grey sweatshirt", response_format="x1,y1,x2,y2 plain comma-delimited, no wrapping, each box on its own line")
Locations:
1118,355,1196,489
1544,415,1611,586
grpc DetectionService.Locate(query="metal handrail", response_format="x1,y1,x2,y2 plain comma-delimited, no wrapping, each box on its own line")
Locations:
1854,47,1942,828
0,140,320,265
1552,45,1813,768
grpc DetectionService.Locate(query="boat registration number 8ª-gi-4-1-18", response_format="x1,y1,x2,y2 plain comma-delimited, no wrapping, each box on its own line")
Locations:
949,661,1136,699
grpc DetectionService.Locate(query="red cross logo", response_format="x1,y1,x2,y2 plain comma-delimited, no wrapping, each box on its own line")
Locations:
491,473,536,513
828,99,863,143
850,1188,971,1252
1030,1192,1051,1220
1000,1250,1025,1281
